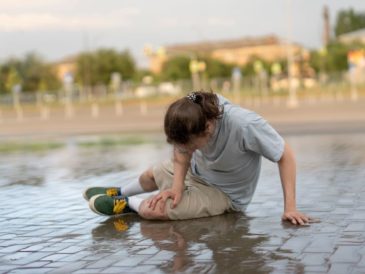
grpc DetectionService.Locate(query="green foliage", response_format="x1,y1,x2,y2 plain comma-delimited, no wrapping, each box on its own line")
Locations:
76,49,135,86
0,53,61,93
160,55,191,81
78,136,146,147
0,142,64,153
160,55,235,81
202,58,234,78
240,57,286,77
335,8,365,37
4,67,21,92
309,41,364,73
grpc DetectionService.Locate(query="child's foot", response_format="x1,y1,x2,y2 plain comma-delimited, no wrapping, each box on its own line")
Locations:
83,187,121,201
89,194,134,216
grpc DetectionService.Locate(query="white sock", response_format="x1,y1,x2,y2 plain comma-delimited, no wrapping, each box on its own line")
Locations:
121,179,145,196
128,196,144,213
127,191,158,213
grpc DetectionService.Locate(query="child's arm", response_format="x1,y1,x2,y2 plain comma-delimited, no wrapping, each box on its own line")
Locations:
148,146,191,211
278,142,311,225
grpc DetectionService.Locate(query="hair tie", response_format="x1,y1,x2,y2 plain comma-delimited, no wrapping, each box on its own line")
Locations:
186,92,197,103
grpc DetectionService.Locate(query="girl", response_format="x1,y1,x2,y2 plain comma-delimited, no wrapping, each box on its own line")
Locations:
85,91,310,225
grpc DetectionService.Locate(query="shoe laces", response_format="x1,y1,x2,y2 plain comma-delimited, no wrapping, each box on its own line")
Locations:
113,198,127,214
106,188,119,197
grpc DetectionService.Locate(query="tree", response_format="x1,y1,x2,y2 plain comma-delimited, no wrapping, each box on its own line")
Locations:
4,67,21,92
0,53,60,93
335,9,365,37
202,58,233,78
309,41,364,73
240,57,273,77
76,49,136,86
160,56,191,81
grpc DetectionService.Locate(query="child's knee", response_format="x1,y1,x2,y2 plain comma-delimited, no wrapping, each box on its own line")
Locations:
140,168,155,183
139,199,169,220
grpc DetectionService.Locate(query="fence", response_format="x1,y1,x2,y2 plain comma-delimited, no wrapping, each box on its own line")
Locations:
0,71,364,122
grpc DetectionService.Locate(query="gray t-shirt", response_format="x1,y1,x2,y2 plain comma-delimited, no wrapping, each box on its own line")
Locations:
190,95,285,211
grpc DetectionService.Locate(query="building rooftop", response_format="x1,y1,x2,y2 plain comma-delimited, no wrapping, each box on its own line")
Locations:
166,35,285,53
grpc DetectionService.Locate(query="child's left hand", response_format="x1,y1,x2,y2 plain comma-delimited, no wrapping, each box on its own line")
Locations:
282,210,312,225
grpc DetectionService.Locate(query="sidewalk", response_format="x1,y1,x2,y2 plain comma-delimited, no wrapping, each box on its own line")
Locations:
1,134,365,273
1,96,365,140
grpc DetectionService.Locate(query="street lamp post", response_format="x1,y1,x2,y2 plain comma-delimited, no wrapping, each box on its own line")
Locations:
286,0,298,108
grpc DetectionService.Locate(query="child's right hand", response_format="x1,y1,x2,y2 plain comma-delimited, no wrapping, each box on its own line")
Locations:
148,186,183,211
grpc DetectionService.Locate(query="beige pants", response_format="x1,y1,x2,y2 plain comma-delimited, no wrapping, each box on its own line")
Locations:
152,160,234,220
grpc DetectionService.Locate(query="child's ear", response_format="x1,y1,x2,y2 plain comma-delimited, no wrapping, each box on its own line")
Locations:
205,120,213,132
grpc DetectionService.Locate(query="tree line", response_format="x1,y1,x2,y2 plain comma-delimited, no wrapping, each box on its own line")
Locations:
1,8,365,93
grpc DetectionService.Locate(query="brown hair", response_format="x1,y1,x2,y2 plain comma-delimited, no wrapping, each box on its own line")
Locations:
164,91,223,144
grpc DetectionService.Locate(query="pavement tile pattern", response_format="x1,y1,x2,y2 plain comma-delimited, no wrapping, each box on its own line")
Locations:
1,134,365,273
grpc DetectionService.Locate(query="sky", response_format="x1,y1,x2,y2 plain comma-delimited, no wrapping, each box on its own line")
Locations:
1,0,365,68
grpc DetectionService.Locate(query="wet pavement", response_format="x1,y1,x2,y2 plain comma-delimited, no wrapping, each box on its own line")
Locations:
1,133,365,273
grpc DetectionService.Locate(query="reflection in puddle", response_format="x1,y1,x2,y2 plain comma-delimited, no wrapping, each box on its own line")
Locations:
91,214,301,273
0,142,171,187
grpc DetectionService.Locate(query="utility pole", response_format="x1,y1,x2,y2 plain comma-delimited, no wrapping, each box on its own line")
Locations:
286,0,298,108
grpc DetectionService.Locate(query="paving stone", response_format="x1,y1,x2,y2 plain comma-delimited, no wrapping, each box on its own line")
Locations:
304,236,335,253
85,257,120,269
352,267,365,274
279,236,311,253
7,267,56,273
47,260,89,273
327,263,352,274
344,223,365,232
112,255,152,267
301,253,330,266
58,245,86,254
8,252,51,265
303,265,329,273
0,245,29,253
330,246,361,263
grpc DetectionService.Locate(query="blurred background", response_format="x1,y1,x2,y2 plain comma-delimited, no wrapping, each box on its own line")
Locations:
1,0,365,173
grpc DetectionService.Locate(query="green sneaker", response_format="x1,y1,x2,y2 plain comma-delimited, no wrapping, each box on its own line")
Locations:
89,194,133,216
83,187,121,201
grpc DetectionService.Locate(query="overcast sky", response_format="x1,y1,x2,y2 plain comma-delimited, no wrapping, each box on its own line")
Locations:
1,0,364,67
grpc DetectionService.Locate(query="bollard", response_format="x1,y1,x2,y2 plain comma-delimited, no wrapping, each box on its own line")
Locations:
15,105,23,122
40,106,50,120
115,101,124,116
91,102,100,118
140,101,147,116
65,101,74,119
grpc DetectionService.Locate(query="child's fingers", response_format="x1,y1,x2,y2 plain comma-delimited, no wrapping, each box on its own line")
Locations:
172,194,181,208
148,195,162,209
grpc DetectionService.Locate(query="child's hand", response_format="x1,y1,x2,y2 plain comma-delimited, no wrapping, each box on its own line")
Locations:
148,187,183,211
282,210,312,225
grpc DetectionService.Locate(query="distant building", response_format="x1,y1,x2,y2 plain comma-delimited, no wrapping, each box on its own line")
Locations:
147,35,307,74
338,28,365,45
53,55,77,82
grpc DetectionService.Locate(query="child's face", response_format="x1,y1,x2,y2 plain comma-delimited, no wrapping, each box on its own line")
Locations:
175,121,215,153
175,135,210,154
